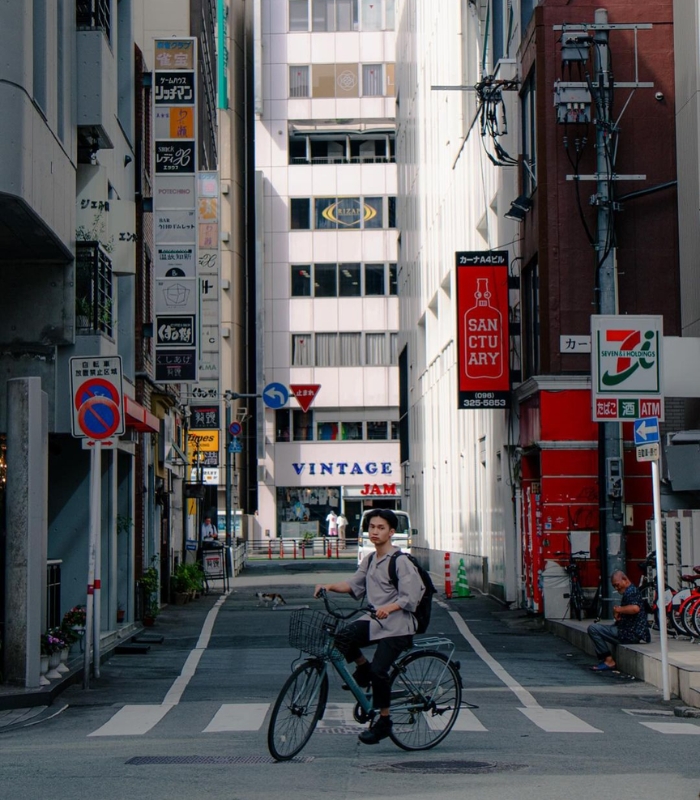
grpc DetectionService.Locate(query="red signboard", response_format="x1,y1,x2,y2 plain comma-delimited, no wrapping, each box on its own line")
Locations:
290,384,321,413
455,252,510,409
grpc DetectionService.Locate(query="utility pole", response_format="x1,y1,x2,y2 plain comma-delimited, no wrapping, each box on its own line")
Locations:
593,7,625,616
223,391,260,548
556,11,654,618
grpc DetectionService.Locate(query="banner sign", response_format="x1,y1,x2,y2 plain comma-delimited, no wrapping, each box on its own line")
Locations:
591,315,664,421
153,37,199,384
455,251,510,409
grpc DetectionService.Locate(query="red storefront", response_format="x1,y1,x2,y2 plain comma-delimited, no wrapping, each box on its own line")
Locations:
518,381,653,611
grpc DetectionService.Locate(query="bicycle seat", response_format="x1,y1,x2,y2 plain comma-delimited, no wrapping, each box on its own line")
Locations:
680,574,700,583
694,566,700,574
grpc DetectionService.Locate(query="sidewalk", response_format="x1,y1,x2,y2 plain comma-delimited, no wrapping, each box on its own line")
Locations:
547,615,700,710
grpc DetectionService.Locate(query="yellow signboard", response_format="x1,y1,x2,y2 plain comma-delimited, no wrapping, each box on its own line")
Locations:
188,430,219,453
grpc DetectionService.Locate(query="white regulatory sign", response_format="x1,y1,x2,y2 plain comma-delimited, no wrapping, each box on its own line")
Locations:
636,443,660,462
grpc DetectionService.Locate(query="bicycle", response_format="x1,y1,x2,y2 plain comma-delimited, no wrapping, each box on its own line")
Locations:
267,590,463,761
555,551,603,621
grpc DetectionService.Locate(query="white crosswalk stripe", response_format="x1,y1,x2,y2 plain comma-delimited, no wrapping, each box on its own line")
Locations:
640,721,700,735
203,703,270,733
85,701,696,738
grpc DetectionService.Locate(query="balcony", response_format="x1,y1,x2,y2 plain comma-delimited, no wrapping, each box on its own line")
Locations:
75,241,114,338
76,0,115,156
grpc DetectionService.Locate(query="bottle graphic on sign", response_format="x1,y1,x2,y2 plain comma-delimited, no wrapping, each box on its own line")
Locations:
464,278,504,379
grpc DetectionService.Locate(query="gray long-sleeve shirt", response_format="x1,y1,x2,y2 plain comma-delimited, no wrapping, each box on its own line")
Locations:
346,547,425,640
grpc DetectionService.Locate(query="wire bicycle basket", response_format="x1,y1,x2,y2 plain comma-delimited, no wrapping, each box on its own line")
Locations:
288,609,348,658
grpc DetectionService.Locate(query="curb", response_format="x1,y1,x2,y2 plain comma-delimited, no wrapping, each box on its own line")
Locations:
674,705,700,718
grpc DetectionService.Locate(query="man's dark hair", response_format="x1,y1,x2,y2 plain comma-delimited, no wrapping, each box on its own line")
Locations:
366,508,398,530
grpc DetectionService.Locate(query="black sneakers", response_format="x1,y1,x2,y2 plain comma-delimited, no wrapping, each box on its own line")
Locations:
358,715,393,745
342,662,372,691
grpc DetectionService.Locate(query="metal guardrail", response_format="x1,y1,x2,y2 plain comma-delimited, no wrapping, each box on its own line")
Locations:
246,537,360,560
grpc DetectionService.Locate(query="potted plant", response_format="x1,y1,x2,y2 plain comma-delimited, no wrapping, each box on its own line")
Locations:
140,558,160,625
170,563,190,605
75,296,92,330
61,605,86,653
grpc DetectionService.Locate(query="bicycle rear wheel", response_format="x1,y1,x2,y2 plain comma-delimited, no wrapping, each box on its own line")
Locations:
267,660,328,761
388,651,462,751
570,583,584,621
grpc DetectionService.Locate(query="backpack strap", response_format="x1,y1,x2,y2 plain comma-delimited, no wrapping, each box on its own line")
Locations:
367,550,403,589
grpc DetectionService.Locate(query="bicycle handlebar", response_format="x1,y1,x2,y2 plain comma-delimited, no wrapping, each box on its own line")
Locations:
316,588,380,624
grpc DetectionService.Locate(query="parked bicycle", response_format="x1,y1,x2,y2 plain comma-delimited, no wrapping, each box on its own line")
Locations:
555,551,603,621
636,550,700,638
267,590,464,761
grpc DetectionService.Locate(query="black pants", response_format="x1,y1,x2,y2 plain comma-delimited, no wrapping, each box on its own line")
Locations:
336,620,412,710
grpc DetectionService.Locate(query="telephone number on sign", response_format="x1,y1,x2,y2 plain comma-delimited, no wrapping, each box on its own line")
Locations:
462,398,507,408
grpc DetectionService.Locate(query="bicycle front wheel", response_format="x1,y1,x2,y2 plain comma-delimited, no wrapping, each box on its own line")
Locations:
388,651,462,751
267,660,328,761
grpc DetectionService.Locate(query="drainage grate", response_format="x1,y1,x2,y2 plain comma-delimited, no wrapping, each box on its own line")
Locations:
372,760,526,774
126,755,314,765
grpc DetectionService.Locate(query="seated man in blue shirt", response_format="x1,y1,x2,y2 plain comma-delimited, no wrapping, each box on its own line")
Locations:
587,570,650,671
314,508,424,745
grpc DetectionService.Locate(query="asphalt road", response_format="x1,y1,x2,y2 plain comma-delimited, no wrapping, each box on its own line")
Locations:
1,560,699,800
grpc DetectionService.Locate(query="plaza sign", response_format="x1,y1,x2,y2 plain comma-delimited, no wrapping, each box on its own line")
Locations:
591,315,664,421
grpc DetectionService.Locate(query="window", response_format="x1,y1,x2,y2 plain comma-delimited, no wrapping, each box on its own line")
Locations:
388,196,397,228
291,265,312,296
391,421,399,440
290,130,396,165
367,421,388,440
314,263,337,297
289,0,308,30
304,196,393,230
291,64,394,98
339,263,361,296
290,263,396,296
364,264,385,295
317,421,340,440
390,333,398,364
521,69,537,196
276,409,291,441
366,334,387,365
292,334,312,366
315,333,338,366
341,421,363,440
362,64,383,96
293,0,392,30
290,198,311,229
522,260,540,379
312,0,358,31
293,411,314,441
364,196,383,228
339,333,362,365
289,65,310,97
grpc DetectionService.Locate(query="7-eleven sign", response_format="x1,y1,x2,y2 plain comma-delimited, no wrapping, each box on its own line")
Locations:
290,384,321,413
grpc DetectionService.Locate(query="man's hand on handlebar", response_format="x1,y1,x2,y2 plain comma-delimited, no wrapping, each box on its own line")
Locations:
314,585,328,598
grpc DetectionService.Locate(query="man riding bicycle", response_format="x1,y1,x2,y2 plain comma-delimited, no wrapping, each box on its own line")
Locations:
314,508,424,744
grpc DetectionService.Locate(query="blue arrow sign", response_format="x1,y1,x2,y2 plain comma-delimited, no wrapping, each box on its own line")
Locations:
634,417,660,446
263,382,289,409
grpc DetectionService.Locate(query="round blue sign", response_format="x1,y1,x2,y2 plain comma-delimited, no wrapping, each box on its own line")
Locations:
229,421,242,436
263,382,289,409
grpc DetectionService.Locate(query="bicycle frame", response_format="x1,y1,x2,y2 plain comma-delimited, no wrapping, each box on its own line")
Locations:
326,635,458,716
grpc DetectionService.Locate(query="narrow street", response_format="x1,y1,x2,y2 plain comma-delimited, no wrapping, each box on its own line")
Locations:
1,561,698,800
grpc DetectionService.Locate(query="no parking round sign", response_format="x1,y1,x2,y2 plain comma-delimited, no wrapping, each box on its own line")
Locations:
69,357,125,439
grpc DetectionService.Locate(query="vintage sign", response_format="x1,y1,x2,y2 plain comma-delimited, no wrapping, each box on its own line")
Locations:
455,251,510,409
591,315,664,421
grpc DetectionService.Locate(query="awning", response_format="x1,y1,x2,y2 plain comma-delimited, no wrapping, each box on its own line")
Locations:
125,396,160,433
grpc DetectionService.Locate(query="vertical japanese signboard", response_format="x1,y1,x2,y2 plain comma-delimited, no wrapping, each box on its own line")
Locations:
591,315,664,421
455,251,511,409
153,38,199,383
190,171,222,465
